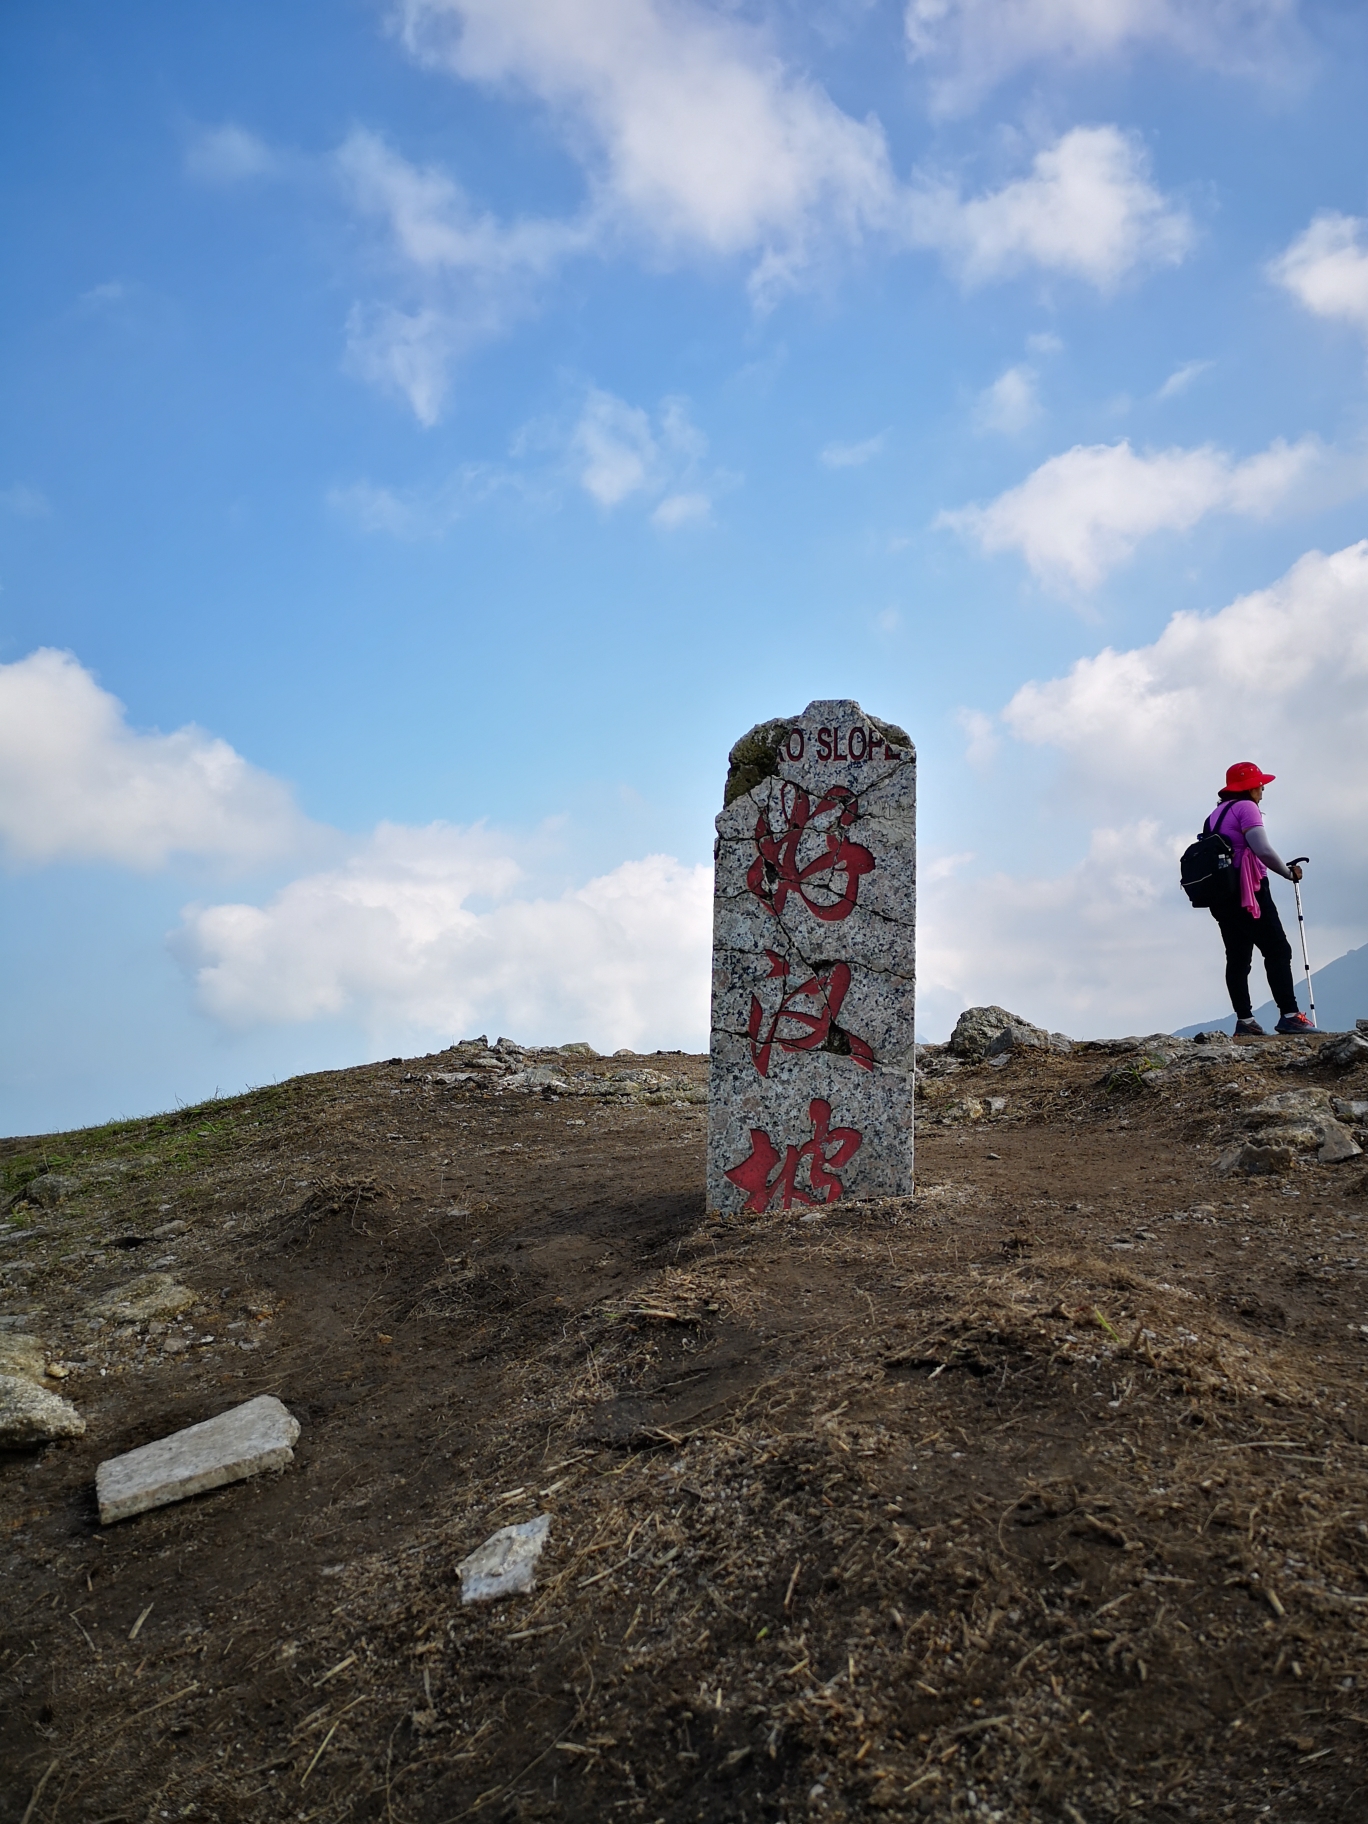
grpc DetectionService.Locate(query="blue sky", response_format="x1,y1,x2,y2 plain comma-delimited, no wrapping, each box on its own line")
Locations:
4,0,1368,1134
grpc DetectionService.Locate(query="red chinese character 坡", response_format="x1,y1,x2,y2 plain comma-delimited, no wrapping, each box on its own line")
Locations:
724,1098,863,1212
746,785,875,923
747,952,875,1077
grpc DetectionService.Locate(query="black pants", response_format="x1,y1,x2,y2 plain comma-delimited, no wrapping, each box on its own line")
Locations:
1212,878,1298,1019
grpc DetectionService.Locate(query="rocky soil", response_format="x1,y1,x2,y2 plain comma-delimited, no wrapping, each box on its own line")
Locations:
2,1028,1367,1822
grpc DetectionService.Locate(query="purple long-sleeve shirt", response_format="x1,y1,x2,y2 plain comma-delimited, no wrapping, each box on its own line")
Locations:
1206,800,1295,883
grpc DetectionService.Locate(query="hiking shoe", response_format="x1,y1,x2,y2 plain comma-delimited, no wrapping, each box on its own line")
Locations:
1234,1018,1265,1036
1275,1012,1314,1034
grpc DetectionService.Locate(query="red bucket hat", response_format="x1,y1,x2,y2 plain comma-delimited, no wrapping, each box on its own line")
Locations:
1224,761,1275,792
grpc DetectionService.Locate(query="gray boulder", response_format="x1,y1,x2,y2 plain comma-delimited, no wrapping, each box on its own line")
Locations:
21,1173,81,1209
1321,1033,1368,1068
0,1374,86,1446
1217,1141,1296,1176
951,1006,1033,1060
951,1006,1071,1060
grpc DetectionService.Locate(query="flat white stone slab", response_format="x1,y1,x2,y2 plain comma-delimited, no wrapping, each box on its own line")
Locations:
457,1513,550,1602
96,1394,300,1524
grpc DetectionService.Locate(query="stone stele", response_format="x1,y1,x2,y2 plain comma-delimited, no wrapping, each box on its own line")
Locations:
96,1394,301,1525
708,699,915,1214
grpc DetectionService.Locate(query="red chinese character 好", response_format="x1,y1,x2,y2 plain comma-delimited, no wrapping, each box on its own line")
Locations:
724,1098,863,1212
747,951,875,1077
746,785,875,923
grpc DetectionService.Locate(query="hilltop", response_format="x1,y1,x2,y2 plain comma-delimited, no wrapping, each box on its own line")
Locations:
2,1030,1366,1822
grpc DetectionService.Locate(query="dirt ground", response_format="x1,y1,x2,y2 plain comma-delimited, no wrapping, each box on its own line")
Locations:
3,1031,1367,1824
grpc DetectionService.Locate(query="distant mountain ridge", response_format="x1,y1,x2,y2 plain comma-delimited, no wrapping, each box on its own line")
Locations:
1175,940,1368,1037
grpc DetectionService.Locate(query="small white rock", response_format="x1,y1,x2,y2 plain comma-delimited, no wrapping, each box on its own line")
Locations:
456,1513,550,1603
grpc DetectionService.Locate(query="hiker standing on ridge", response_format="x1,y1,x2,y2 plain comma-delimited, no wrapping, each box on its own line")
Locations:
1205,762,1313,1036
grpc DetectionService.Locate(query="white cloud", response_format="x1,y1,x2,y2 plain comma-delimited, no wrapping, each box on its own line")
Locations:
920,540,1368,1037
651,491,711,529
337,129,590,424
573,389,661,506
327,387,716,534
941,433,1326,591
1003,540,1368,826
820,433,887,468
175,826,712,1050
955,708,1000,769
905,0,1301,114
335,7,1194,417
908,126,1194,291
918,820,1210,1038
393,0,898,301
0,650,310,871
570,388,716,522
0,484,51,518
185,123,280,184
1270,212,1368,342
327,464,519,538
1156,357,1212,398
79,281,127,309
974,364,1039,434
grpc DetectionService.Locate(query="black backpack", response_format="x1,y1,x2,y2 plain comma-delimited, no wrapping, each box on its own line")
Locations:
1180,802,1240,911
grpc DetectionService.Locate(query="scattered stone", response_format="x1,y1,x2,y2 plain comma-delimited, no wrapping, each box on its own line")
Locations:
1320,1033,1368,1069
1247,1090,1333,1125
85,1273,198,1323
558,1043,598,1056
985,1022,1047,1057
1316,1119,1362,1164
22,1173,81,1209
505,1067,570,1094
0,1373,86,1445
941,1098,984,1124
1217,1141,1296,1176
457,1513,551,1602
0,1336,46,1381
151,1219,189,1238
1259,1124,1323,1153
95,1394,301,1525
709,699,916,1211
1331,1098,1368,1122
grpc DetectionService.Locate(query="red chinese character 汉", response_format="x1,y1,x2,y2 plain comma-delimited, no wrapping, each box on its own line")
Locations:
747,951,875,1077
746,785,875,923
724,1098,863,1212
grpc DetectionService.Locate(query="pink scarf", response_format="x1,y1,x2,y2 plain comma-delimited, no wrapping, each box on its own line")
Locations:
1240,844,1266,918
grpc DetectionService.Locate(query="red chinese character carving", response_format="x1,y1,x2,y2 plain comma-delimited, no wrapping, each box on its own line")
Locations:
746,785,875,923
724,1098,863,1212
747,952,875,1077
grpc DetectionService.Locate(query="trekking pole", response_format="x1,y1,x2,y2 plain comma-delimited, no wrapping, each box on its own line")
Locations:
1287,858,1316,1028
